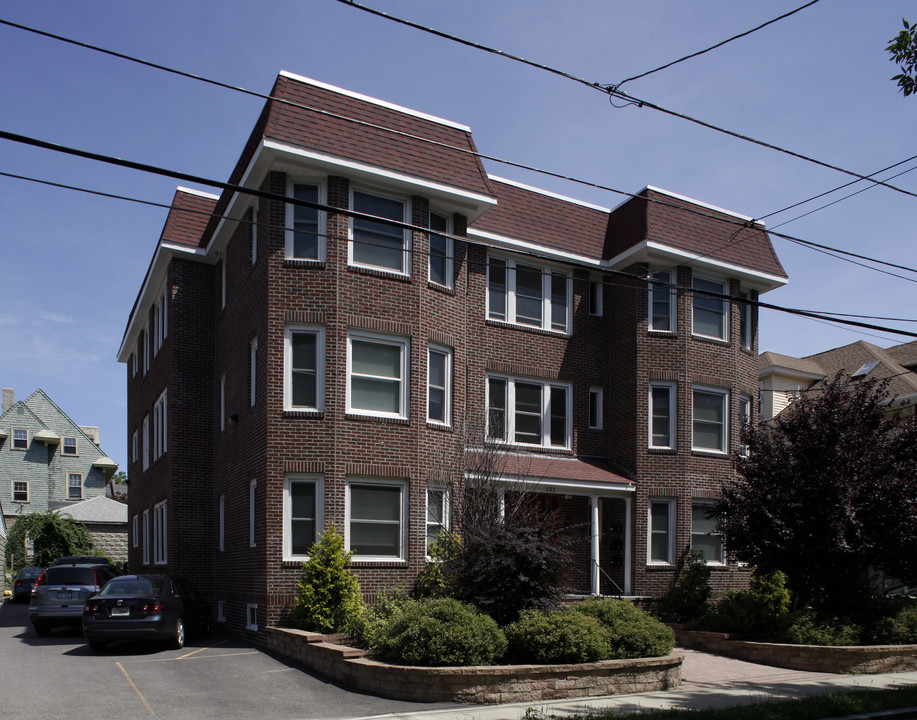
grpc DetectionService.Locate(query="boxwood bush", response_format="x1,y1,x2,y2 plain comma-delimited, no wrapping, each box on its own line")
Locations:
504,609,610,664
573,598,675,659
368,598,506,666
782,610,863,646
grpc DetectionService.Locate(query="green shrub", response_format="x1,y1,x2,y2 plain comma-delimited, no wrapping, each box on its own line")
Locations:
706,569,791,640
293,525,364,633
871,602,917,644
350,585,413,646
412,531,462,599
656,548,711,624
573,598,675,659
504,609,610,664
369,598,506,666
782,610,863,646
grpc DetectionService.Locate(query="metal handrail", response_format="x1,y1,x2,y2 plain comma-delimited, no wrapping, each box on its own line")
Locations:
594,561,625,596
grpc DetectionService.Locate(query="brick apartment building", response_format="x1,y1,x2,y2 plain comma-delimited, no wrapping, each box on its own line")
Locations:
118,71,788,638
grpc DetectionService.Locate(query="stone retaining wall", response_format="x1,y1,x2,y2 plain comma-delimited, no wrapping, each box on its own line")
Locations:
677,629,917,674
266,627,683,703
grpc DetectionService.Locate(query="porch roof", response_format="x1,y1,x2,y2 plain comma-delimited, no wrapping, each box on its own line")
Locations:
468,452,635,494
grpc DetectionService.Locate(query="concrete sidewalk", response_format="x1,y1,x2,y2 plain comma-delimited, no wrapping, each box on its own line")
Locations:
352,649,917,720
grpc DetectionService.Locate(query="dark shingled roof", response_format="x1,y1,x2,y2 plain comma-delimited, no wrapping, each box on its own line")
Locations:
161,189,217,247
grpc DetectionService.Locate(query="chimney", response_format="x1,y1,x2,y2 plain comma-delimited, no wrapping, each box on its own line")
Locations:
2,388,13,415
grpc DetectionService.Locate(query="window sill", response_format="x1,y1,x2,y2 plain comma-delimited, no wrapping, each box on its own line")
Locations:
691,333,729,347
347,265,412,282
426,421,453,432
485,319,569,338
648,446,678,455
346,413,410,426
646,563,675,570
282,410,325,419
647,330,677,337
691,448,729,458
349,559,409,567
428,281,455,295
487,441,574,455
283,259,326,269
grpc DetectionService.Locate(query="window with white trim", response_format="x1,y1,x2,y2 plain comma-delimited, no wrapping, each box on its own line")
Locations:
350,189,409,274
132,515,139,548
153,390,167,461
428,212,453,288
153,500,167,564
738,394,752,456
486,376,571,449
12,480,29,503
220,374,226,432
347,331,410,419
132,430,138,465
286,181,325,260
154,287,167,354
249,337,258,407
246,603,258,631
144,326,150,374
487,256,571,333
249,479,257,548
692,276,728,340
218,493,225,552
142,415,150,470
284,325,325,411
589,278,603,316
692,502,724,564
347,479,407,561
589,387,603,430
649,383,676,449
12,428,28,450
426,487,450,556
427,345,452,425
693,386,728,453
284,474,323,560
648,500,675,564
67,473,83,500
739,292,753,351
62,436,78,456
648,270,675,332
142,509,150,564
251,201,258,264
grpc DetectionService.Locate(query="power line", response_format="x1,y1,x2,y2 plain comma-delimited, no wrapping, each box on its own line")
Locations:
3,18,915,284
336,0,917,201
614,0,821,88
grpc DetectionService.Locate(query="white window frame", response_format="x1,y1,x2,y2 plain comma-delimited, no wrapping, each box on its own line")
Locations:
285,179,327,261
250,337,258,407
692,275,729,341
346,330,410,419
154,287,167,354
427,344,452,426
251,200,259,265
142,509,150,565
425,486,450,558
648,269,676,333
738,394,752,456
153,500,167,564
220,374,226,432
218,493,225,552
647,499,676,565
346,478,409,562
132,515,139,548
61,436,78,456
132,430,139,464
692,385,729,454
349,188,410,275
283,474,324,561
486,254,572,333
428,211,453,288
692,501,725,566
153,389,167,461
11,479,29,503
249,479,257,548
67,472,83,500
144,325,150,374
589,277,603,316
142,415,150,471
486,375,572,450
739,291,753,351
284,325,326,412
246,603,258,631
648,382,677,450
11,428,28,451
588,387,603,430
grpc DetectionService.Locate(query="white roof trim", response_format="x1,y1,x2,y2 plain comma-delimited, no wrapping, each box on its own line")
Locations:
278,70,471,132
467,228,601,268
467,472,634,495
489,175,611,213
175,186,220,200
608,185,761,226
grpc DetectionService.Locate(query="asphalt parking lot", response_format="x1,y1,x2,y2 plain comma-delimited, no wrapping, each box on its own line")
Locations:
0,600,454,720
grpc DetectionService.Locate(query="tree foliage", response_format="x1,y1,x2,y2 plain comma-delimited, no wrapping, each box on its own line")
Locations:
717,373,917,612
888,18,917,96
293,525,364,633
5,511,95,570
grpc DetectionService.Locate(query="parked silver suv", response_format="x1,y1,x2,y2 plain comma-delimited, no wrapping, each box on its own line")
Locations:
29,562,122,636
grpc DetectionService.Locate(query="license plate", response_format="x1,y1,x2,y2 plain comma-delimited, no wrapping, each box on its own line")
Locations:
111,607,130,617
58,591,71,600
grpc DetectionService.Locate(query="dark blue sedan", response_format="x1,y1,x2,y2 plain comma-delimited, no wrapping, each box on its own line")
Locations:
82,574,210,651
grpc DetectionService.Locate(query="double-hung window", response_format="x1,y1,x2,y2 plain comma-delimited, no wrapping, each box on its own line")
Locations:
153,501,167,564
62,436,78,456
132,515,139,548
142,415,150,470
249,479,257,548
347,479,407,561
284,475,323,560
286,181,324,260
427,345,452,425
589,278,603,316
132,430,139,464
487,256,571,333
142,509,150,564
693,386,728,453
692,502,724,564
428,212,453,288
350,190,409,274
249,337,258,407
67,473,83,500
487,376,571,449
250,200,259,264
648,383,676,449
739,291,753,350
218,493,225,552
284,325,325,412
426,487,450,556
738,395,752,456
692,276,728,340
589,387,603,429
153,390,167,461
648,270,675,332
347,331,409,419
12,428,28,450
12,480,29,503
648,500,675,564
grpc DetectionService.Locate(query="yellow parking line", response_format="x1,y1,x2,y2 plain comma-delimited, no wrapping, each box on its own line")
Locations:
177,639,228,659
116,661,155,717
124,650,259,665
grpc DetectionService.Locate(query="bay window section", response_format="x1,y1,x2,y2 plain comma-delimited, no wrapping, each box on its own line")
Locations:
284,325,325,411
347,331,409,419
350,190,408,273
692,276,728,340
486,255,571,333
347,480,406,560
486,376,571,449
693,386,728,453
286,182,323,260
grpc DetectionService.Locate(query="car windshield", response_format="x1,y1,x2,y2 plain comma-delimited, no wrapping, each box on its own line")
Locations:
100,578,165,596
43,567,96,585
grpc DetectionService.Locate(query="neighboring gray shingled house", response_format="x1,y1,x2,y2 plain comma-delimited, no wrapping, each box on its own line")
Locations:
1,388,119,564
56,495,128,564
759,340,917,420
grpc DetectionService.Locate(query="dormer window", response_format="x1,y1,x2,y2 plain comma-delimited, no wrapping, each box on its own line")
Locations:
350,190,409,274
62,436,78,456
12,428,28,450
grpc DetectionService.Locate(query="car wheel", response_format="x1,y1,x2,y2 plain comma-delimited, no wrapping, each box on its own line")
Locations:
88,638,107,652
170,617,185,650
33,622,51,637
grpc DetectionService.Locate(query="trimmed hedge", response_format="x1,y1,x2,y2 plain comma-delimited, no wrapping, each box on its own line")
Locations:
505,609,610,664
574,598,675,659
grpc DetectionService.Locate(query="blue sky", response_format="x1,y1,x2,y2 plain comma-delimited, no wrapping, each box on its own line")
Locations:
0,1,914,469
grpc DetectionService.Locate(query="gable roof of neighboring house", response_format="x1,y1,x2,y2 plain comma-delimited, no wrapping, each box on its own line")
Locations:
56,495,127,525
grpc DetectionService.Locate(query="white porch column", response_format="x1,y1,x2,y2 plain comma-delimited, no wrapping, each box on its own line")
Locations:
590,495,600,595
497,489,506,521
624,494,633,595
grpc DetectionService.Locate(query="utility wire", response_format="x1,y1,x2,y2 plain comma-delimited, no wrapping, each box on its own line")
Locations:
2,17,915,282
336,0,917,201
614,0,821,87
